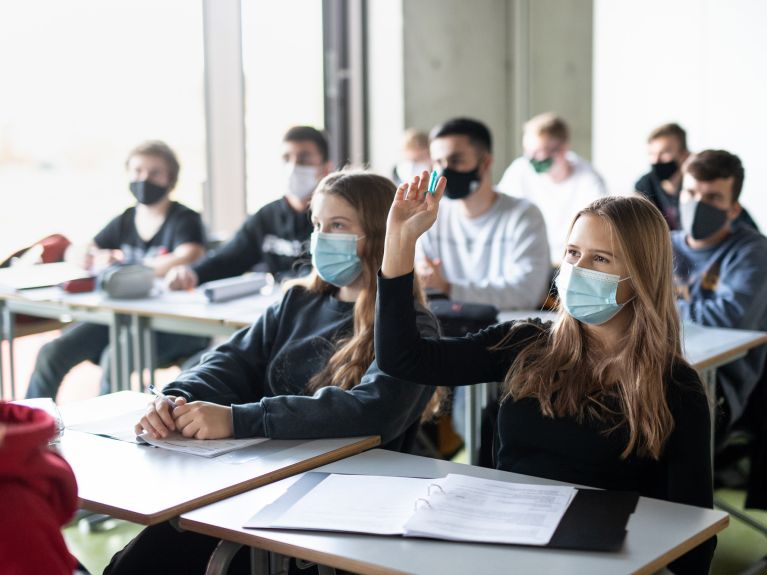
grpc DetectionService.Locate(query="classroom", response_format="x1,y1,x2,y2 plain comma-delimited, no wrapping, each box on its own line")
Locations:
1,1,766,574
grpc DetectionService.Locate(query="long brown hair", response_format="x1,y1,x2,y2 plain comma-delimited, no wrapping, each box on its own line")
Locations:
287,171,442,418
499,196,683,459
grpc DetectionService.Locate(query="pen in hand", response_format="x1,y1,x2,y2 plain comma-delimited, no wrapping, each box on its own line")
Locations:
148,384,177,413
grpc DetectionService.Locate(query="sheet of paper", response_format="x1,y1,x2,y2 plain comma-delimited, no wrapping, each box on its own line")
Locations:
403,474,576,546
137,432,268,458
66,407,146,443
269,474,433,535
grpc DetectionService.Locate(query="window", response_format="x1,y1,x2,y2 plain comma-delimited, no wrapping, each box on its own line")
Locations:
241,0,325,213
0,0,206,258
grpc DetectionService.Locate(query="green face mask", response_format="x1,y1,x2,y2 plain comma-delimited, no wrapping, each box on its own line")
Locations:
529,157,554,174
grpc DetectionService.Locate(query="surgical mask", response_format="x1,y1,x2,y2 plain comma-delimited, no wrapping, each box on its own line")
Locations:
395,161,431,183
441,166,481,200
285,164,319,202
680,199,729,241
130,180,168,205
650,160,678,181
310,231,364,287
529,157,554,174
555,262,633,325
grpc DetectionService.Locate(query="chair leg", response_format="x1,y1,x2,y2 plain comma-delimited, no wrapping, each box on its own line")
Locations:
737,555,767,575
715,497,767,537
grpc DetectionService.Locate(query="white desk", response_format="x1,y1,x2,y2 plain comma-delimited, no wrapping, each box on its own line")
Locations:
56,392,379,525
0,286,281,398
180,449,729,575
463,312,767,465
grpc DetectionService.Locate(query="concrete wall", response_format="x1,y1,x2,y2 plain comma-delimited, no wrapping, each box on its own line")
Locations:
367,0,595,182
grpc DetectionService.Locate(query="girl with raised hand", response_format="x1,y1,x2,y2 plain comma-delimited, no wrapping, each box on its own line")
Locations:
375,172,713,575
106,171,441,575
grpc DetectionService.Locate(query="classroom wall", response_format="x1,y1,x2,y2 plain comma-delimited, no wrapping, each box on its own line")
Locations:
593,0,767,229
367,0,594,182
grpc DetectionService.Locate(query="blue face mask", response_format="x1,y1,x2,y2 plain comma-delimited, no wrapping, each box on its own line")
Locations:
310,231,364,287
555,262,633,325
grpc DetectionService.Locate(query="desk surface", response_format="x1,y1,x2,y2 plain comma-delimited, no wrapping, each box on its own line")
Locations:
57,393,378,525
2,285,281,326
499,310,767,371
180,449,728,575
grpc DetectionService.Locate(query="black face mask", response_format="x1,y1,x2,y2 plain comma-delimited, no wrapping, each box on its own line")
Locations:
680,199,729,241
650,160,678,182
441,166,481,200
130,180,168,205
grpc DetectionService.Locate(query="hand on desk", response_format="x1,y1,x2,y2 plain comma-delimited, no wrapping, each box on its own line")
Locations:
136,395,187,439
136,398,234,440
173,402,234,440
165,265,199,291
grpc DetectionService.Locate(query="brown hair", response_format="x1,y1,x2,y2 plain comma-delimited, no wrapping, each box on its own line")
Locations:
684,149,745,202
524,113,570,143
648,123,688,152
125,140,180,190
287,171,442,419
283,126,330,163
497,196,684,459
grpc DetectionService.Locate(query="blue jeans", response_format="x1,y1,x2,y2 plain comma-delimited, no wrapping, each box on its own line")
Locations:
26,322,210,399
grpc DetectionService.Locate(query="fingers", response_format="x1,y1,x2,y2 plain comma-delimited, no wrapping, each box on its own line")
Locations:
155,396,178,431
427,176,447,206
394,181,409,202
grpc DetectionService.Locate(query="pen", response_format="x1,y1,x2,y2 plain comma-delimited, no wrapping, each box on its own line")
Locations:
427,169,438,194
148,384,176,412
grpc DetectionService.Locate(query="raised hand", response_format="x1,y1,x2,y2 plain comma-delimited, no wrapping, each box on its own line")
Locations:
382,171,446,278
387,171,446,244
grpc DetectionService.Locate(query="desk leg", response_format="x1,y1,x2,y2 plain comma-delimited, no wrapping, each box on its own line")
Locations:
132,315,148,391
108,315,123,394
2,302,17,399
120,315,133,391
465,383,484,465
698,367,717,472
0,300,6,398
144,319,156,389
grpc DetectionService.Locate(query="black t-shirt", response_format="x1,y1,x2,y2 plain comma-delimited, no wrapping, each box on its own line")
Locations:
93,201,205,264
193,198,313,284
636,170,759,232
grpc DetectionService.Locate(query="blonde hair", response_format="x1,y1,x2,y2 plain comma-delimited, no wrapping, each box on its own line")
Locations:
286,171,442,419
524,112,570,144
498,196,682,459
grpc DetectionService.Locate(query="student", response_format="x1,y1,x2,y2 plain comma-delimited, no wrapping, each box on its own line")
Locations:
166,126,333,289
104,171,441,575
416,117,550,309
0,402,79,575
636,123,758,232
376,175,714,574
26,140,209,399
671,150,767,437
497,113,607,264
634,123,690,229
392,128,431,185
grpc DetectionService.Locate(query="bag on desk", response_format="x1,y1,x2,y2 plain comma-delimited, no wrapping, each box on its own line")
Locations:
428,298,499,337
98,264,155,299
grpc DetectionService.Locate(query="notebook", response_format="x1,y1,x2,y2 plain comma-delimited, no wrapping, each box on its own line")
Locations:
245,472,637,549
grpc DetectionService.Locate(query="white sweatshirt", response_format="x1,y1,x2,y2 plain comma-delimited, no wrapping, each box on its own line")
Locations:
416,191,550,309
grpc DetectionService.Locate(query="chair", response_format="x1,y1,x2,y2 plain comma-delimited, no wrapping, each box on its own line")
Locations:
714,355,767,573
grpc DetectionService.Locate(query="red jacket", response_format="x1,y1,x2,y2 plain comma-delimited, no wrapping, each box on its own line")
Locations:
0,402,78,575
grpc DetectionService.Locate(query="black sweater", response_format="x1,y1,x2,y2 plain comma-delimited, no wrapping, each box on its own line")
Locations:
193,198,313,284
375,272,714,574
164,285,438,451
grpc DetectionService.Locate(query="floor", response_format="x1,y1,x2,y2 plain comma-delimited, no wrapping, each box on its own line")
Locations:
5,332,767,574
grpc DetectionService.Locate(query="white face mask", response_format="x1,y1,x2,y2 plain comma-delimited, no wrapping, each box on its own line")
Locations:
395,160,431,183
285,164,320,202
